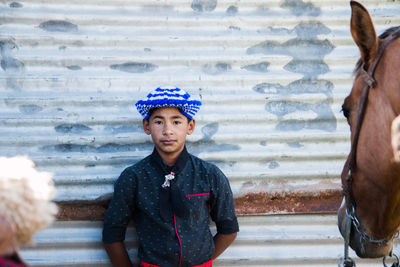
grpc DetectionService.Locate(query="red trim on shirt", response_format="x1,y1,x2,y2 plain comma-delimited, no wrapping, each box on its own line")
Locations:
0,257,27,267
185,192,210,197
174,214,182,267
140,259,212,267
193,259,213,267
140,261,161,267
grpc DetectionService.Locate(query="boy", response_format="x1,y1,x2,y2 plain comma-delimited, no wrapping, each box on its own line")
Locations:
102,87,239,267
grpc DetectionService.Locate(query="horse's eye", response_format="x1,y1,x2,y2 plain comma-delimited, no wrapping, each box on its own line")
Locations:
341,105,350,119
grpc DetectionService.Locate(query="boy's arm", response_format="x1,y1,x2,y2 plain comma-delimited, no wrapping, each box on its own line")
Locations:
104,241,133,267
102,168,136,266
208,165,239,259
212,232,237,259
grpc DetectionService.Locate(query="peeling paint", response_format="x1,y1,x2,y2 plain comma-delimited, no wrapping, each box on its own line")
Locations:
202,63,231,75
253,79,333,98
248,39,334,63
281,0,321,17
242,62,269,73
201,122,218,140
110,62,158,73
260,141,268,146
226,5,238,15
9,2,23,8
1,57,24,72
188,123,240,155
41,143,151,153
1,40,19,61
287,142,303,148
191,0,217,12
284,59,330,77
248,20,336,132
55,124,92,134
228,25,241,31
294,21,331,38
259,26,291,35
39,20,78,32
0,39,25,90
19,104,43,114
66,65,82,70
265,100,336,131
104,125,142,134
266,100,307,116
276,119,306,131
268,161,280,169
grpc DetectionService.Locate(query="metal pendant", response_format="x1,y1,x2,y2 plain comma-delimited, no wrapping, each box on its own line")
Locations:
161,172,175,188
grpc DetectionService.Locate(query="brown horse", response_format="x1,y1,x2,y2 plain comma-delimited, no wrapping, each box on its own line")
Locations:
337,0,400,261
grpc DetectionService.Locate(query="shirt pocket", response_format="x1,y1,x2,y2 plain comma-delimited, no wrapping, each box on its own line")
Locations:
185,192,210,224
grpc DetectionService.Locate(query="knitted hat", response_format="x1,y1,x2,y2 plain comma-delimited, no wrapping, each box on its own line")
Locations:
135,87,202,120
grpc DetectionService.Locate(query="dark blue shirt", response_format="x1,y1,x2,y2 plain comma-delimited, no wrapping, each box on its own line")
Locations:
102,147,239,267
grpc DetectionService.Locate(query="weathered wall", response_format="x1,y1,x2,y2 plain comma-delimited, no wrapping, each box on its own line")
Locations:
1,0,400,265
20,215,400,266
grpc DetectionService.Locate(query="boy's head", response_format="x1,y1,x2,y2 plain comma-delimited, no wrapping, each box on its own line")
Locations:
135,87,202,161
135,87,202,121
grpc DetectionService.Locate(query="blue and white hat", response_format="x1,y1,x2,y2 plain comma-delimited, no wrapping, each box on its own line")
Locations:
135,87,202,120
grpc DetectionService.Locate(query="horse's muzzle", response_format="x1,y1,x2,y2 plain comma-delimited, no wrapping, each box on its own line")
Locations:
337,199,394,258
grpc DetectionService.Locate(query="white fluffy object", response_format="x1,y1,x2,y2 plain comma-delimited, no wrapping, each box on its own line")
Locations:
0,156,58,244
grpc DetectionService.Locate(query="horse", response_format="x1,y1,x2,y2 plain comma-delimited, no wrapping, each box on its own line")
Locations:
337,0,400,264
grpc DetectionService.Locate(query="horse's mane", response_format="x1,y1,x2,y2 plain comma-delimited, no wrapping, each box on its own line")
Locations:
353,26,400,77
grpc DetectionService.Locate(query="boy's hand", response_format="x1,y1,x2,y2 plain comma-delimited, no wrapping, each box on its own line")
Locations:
104,241,133,267
212,232,237,260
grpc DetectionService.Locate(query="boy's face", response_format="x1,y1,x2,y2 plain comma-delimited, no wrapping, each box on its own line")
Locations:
143,107,195,163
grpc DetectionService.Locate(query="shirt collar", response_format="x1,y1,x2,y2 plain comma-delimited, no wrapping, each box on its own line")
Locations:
150,146,189,175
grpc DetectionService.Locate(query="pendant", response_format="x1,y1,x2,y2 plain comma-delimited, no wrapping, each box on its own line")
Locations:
161,172,175,188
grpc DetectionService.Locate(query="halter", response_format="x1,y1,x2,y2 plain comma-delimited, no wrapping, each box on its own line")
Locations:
339,27,400,267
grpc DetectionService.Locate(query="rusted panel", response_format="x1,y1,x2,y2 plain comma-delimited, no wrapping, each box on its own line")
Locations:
56,190,343,220
56,203,107,221
234,189,343,215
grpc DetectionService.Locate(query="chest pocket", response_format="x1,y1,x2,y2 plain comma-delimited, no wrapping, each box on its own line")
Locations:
185,192,210,224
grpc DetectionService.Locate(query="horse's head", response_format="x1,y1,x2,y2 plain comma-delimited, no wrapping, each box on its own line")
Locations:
338,1,400,258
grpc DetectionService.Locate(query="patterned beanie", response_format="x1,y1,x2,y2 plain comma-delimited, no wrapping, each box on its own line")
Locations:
135,87,202,120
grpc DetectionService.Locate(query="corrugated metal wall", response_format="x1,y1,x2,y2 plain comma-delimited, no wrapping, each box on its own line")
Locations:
20,215,400,266
1,0,399,265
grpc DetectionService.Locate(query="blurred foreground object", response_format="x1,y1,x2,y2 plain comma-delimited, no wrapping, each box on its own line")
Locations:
0,156,58,266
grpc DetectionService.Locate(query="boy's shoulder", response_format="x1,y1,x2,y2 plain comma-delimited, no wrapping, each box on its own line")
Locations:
125,154,153,172
117,154,153,180
187,152,223,175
